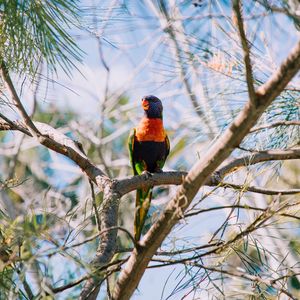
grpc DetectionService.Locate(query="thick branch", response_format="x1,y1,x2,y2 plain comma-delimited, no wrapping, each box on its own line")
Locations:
233,0,256,102
1,118,299,195
0,116,117,300
216,148,300,177
2,110,300,299
0,118,109,187
0,118,116,299
255,43,300,104
115,171,187,195
79,186,120,300
0,64,109,187
115,148,300,195
112,40,300,300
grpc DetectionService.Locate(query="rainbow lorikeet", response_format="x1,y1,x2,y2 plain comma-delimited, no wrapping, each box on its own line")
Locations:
128,95,170,241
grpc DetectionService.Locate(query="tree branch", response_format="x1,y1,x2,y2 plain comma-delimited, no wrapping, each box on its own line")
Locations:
215,148,300,177
233,0,256,103
184,202,300,222
1,118,300,196
112,40,300,300
79,186,120,300
115,171,187,195
0,113,30,135
0,61,41,137
115,148,300,195
90,180,101,232
52,275,90,293
0,118,109,187
250,120,300,132
218,181,300,195
0,116,116,300
52,258,125,294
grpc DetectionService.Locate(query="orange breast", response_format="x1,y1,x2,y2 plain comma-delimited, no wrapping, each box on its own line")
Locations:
135,118,166,142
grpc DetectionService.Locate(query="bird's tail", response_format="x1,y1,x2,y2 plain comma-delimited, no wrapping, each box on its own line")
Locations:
134,187,153,241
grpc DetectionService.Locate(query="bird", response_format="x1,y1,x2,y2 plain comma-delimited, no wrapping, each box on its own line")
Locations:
128,95,170,241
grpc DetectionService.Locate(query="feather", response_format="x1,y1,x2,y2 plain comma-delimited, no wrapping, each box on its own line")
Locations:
134,187,152,241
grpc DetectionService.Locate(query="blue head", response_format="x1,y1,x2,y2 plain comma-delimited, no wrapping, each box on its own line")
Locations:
141,95,163,119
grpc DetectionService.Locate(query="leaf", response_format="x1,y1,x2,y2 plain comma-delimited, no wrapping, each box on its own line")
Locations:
0,0,83,76
290,275,300,290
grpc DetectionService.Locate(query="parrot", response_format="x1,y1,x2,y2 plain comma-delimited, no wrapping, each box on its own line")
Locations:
128,95,170,241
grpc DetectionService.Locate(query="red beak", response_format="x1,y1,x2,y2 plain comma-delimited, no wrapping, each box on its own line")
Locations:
142,99,149,110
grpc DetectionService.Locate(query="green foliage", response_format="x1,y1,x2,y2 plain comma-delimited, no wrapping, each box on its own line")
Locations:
264,93,300,149
0,267,14,300
290,275,300,290
0,0,82,75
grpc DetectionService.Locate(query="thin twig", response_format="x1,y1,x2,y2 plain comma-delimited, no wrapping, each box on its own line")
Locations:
0,113,30,135
90,180,101,232
52,275,90,293
219,181,300,195
149,259,298,300
250,120,300,133
52,259,127,294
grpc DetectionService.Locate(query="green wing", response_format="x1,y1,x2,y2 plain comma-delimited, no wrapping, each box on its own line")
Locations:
128,128,138,175
165,134,170,158
157,133,170,170
134,187,152,241
128,127,147,175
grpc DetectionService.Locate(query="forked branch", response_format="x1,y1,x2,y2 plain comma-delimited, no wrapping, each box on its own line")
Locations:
112,40,300,300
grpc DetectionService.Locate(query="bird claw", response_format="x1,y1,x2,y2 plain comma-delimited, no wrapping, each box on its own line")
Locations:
142,170,152,179
155,168,163,173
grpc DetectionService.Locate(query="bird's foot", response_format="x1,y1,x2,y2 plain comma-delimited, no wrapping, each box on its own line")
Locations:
142,170,152,179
